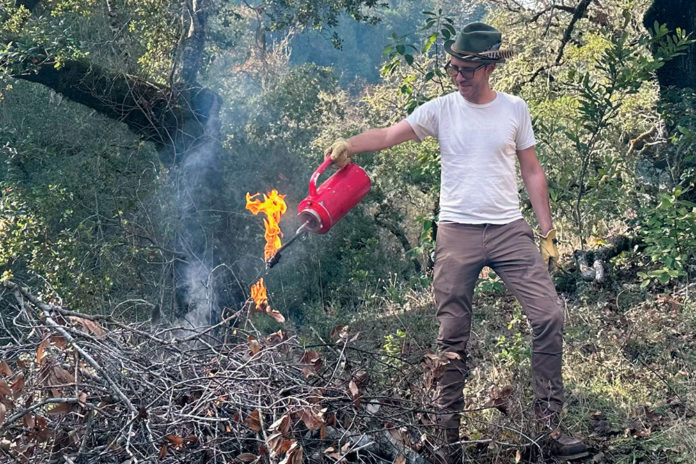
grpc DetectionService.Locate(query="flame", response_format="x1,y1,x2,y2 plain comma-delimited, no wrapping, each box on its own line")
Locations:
250,278,268,311
246,190,287,321
245,190,287,260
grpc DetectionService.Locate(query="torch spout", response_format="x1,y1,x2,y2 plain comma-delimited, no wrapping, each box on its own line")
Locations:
265,221,310,269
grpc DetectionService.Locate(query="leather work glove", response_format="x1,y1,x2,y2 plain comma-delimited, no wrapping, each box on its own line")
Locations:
325,138,352,169
539,229,560,271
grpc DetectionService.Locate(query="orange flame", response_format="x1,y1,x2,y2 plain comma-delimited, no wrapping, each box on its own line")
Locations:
250,278,268,311
246,189,287,321
245,190,287,260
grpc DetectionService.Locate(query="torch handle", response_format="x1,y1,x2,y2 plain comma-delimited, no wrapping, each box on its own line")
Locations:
309,157,336,196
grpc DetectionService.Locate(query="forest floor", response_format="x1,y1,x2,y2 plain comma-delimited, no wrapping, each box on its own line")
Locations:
303,262,696,463
1,263,693,464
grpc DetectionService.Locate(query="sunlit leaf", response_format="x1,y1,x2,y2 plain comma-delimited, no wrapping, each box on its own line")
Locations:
37,336,50,365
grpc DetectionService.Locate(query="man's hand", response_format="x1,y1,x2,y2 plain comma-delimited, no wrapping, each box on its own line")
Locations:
325,138,352,169
539,229,560,271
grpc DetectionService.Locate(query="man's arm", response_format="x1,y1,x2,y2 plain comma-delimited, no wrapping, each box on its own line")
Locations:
326,120,419,168
346,120,419,154
518,146,553,235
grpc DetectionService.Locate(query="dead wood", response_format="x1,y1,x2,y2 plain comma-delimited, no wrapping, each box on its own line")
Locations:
0,280,500,464
573,235,638,283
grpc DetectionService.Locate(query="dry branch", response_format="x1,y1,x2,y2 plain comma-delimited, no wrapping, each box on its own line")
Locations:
0,280,488,463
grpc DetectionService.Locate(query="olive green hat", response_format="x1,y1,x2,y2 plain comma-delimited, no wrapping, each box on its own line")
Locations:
444,22,514,62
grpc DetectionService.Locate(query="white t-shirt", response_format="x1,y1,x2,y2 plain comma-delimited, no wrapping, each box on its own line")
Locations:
405,91,536,224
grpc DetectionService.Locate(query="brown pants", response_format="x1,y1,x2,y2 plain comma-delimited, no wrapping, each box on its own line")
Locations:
433,219,564,429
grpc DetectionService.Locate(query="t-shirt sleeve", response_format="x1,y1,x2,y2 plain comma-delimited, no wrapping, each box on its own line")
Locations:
405,99,439,142
515,100,536,150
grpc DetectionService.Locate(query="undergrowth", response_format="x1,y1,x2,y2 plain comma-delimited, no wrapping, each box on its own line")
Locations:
298,268,696,463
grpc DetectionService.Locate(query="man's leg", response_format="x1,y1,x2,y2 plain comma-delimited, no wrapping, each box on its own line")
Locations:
485,219,588,460
484,219,564,414
432,223,485,463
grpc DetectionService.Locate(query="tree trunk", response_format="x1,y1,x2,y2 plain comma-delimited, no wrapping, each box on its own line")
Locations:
18,61,242,321
644,0,696,90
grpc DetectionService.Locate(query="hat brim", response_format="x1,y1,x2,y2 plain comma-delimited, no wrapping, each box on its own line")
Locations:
444,41,513,62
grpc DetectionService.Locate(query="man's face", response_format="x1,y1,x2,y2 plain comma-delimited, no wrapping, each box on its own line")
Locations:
448,56,495,101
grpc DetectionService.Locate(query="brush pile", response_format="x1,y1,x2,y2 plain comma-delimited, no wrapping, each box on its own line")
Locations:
0,280,445,464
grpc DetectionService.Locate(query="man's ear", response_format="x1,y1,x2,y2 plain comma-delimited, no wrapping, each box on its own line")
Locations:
487,63,497,73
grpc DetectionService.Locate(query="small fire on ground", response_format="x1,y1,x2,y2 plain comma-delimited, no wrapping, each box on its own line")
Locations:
245,190,286,323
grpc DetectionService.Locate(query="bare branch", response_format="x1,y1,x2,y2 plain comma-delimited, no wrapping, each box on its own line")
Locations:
554,0,594,66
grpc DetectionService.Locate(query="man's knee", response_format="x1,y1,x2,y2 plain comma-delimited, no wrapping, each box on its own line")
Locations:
526,297,564,341
437,315,471,353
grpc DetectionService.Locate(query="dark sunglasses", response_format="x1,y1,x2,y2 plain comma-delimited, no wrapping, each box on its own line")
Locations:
445,62,488,79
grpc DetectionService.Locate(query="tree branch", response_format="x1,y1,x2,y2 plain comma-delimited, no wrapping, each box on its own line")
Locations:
180,0,210,84
15,59,220,163
522,0,594,87
554,0,594,66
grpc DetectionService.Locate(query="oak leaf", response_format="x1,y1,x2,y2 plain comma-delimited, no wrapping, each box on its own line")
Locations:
299,406,325,430
324,446,341,460
47,402,72,415
11,373,25,398
267,309,285,323
279,442,302,464
348,380,360,407
36,337,50,365
248,339,261,355
330,325,348,340
69,316,105,338
49,335,68,349
245,410,262,432
165,434,184,446
300,350,322,378
23,414,35,428
0,380,11,399
268,414,291,436
266,330,286,344
0,361,12,377
267,433,293,457
77,391,87,408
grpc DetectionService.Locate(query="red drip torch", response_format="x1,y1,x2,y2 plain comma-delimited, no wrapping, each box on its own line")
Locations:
265,157,371,269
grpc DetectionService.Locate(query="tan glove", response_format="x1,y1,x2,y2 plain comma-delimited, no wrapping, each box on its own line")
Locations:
539,229,560,271
325,138,352,169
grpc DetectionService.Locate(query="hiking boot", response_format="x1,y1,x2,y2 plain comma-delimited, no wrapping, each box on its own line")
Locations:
546,428,590,461
432,428,462,464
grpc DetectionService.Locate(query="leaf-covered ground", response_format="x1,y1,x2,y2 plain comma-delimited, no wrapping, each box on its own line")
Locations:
323,265,696,463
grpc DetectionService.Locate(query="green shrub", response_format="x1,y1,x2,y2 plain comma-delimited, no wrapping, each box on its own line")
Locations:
638,187,696,286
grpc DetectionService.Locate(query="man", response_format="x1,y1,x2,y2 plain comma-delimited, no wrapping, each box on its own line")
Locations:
325,22,589,462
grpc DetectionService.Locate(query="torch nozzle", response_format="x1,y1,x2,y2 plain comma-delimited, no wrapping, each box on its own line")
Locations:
265,221,310,269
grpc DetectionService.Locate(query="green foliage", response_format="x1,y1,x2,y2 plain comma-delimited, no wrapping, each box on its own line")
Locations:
638,188,696,287
382,328,406,357
493,303,529,366
0,82,164,312
542,10,693,248
406,214,436,267
380,8,456,112
657,87,696,188
474,270,505,296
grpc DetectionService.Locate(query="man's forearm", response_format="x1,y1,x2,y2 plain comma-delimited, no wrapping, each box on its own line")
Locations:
346,128,392,154
523,170,554,235
345,120,418,155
